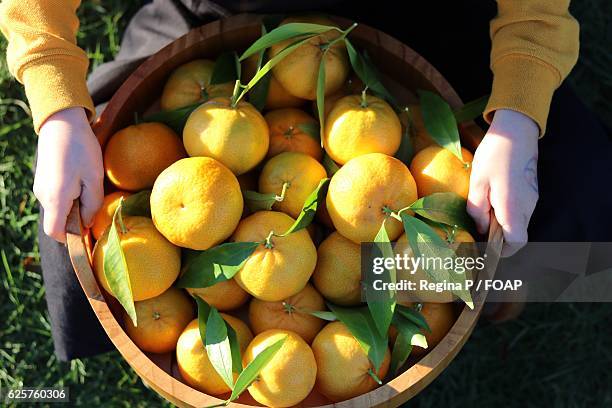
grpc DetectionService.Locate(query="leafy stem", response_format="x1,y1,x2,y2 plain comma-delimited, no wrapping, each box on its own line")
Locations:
282,302,296,314
263,230,275,249
275,181,290,202
116,198,128,234
230,79,244,108
368,368,382,385
319,22,358,51
360,88,369,108
382,205,397,217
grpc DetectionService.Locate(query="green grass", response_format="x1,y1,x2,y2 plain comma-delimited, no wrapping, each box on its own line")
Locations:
0,1,611,407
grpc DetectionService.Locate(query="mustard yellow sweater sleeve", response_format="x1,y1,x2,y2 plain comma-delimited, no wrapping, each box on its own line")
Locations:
485,0,580,136
0,0,93,133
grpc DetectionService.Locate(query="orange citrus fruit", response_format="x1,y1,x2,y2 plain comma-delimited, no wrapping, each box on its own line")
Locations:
312,321,390,402
91,191,132,240
243,329,317,407
150,157,243,250
183,97,269,175
312,231,362,306
324,93,401,164
248,283,326,343
123,287,194,353
242,55,305,109
265,108,323,161
231,211,317,301
410,145,473,199
269,16,350,100
160,59,233,110
326,153,418,243
104,122,186,191
186,278,250,311
258,152,327,219
176,315,253,395
412,302,456,357
92,216,181,301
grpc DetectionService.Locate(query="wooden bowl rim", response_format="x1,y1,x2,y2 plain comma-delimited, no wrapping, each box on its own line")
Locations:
69,13,502,408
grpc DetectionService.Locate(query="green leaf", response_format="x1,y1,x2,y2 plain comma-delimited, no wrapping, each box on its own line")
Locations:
417,90,463,161
322,153,340,176
365,221,396,337
248,25,272,111
103,203,136,326
228,336,287,403
408,192,476,233
396,304,431,332
238,37,313,103
243,190,277,212
394,108,415,165
327,304,388,371
227,324,243,375
122,190,151,217
389,314,428,375
344,40,398,107
279,178,329,236
389,333,411,376
205,308,235,389
248,65,272,111
297,308,337,321
297,122,320,141
316,55,327,143
194,294,212,344
210,52,240,85
176,242,259,288
240,23,338,61
142,104,200,134
392,313,428,349
399,213,473,308
453,95,489,123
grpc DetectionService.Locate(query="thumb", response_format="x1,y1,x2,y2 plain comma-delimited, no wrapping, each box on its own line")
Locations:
80,178,104,228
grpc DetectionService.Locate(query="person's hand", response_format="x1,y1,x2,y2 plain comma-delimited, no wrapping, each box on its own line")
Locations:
467,109,539,257
34,107,104,243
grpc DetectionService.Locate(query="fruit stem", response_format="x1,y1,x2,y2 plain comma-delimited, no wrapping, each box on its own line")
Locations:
116,199,128,234
282,302,295,314
284,126,294,138
360,88,369,108
381,206,395,216
367,368,382,385
275,181,290,202
200,85,209,101
446,226,457,244
264,230,275,249
320,22,358,51
339,22,358,40
230,79,242,108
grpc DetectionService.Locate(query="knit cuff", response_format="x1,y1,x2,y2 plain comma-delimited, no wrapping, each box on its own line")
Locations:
21,55,95,134
484,54,560,137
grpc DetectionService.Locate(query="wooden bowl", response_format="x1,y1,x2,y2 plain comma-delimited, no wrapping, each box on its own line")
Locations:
66,13,503,407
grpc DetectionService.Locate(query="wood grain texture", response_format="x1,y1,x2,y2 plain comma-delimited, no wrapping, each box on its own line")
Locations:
67,13,500,408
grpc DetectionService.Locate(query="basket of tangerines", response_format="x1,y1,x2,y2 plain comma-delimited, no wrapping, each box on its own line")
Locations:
66,13,503,408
